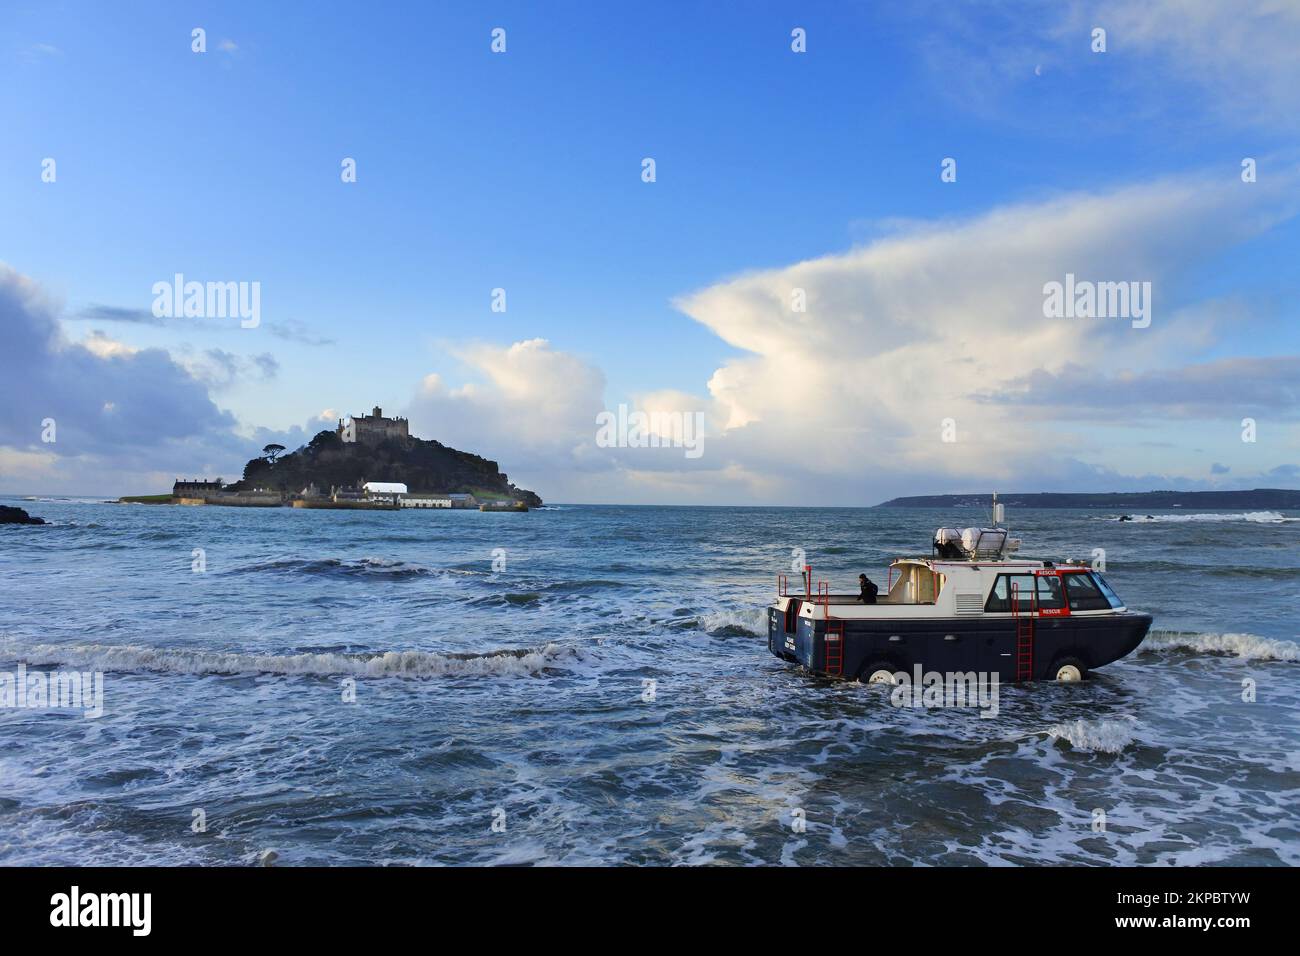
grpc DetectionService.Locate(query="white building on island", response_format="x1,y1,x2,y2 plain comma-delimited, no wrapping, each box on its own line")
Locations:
362,482,408,496
400,495,452,509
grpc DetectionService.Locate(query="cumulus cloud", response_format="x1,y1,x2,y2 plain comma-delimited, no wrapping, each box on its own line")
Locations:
378,171,1300,503
664,171,1300,501
10,161,1299,503
0,265,289,494
404,339,780,502
407,338,606,471
978,356,1300,421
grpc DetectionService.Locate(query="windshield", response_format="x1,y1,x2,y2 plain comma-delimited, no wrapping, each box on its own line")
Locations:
1090,573,1125,609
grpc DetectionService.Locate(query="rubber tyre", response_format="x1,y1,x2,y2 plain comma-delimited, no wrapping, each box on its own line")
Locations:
1052,656,1088,682
861,662,899,685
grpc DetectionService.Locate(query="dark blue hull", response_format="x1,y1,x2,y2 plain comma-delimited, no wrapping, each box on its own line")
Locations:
767,605,1152,682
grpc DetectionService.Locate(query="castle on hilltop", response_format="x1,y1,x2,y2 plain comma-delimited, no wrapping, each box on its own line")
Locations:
337,406,410,446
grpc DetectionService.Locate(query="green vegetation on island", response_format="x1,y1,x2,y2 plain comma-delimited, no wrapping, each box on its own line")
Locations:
117,407,542,509
226,409,542,506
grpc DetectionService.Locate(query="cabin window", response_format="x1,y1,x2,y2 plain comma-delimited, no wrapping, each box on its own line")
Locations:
1090,573,1124,609
985,574,1037,612
1063,573,1109,611
1036,575,1065,610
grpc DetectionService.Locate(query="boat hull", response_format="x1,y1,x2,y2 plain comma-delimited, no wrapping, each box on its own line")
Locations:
767,605,1152,683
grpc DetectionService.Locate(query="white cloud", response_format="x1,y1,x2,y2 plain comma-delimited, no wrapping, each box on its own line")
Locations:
668,171,1300,500
1084,0,1300,126
917,0,1300,130
385,171,1299,503
79,331,138,359
0,264,294,495
407,338,608,477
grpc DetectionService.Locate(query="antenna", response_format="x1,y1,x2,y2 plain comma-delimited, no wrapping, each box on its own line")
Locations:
991,491,1004,527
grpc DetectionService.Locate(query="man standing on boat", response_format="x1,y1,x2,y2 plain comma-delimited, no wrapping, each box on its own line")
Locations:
858,574,878,604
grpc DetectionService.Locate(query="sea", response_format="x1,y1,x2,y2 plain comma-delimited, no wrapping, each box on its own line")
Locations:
0,497,1296,866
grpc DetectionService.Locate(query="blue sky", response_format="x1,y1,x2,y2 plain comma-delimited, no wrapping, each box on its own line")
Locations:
2,1,1298,502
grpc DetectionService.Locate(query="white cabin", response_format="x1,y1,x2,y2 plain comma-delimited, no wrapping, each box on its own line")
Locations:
787,557,1126,624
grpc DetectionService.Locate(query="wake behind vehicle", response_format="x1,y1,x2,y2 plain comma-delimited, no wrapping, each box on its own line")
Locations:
768,500,1152,683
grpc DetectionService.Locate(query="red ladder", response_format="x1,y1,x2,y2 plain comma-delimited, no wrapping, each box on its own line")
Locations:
824,619,844,676
815,581,845,676
1011,582,1035,681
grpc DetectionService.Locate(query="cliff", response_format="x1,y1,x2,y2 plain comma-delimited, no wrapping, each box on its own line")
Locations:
226,431,542,506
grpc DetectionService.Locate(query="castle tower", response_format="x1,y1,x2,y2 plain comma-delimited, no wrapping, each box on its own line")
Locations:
338,404,410,445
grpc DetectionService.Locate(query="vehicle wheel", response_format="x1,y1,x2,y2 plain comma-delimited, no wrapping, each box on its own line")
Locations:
1051,657,1088,682
861,662,899,685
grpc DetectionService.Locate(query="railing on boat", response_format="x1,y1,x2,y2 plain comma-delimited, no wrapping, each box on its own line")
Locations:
777,565,814,598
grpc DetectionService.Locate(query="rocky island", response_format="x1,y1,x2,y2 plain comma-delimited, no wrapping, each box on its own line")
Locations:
123,406,542,510
0,505,46,525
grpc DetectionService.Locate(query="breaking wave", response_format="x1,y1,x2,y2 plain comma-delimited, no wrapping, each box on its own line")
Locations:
0,638,591,679
20,496,113,505
1046,718,1138,754
1120,511,1294,523
1140,630,1299,662
700,608,768,637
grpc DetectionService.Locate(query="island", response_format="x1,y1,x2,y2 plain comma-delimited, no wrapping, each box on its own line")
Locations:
874,489,1300,509
0,505,46,525
122,406,541,510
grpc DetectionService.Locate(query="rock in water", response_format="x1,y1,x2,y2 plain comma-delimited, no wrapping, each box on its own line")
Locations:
0,506,45,525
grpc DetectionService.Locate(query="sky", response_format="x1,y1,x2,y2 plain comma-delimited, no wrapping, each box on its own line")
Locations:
2,0,1298,504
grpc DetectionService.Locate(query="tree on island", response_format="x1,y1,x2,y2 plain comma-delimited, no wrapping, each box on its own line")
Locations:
262,443,286,463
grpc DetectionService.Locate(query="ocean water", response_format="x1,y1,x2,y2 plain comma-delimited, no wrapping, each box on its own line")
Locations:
0,498,1296,866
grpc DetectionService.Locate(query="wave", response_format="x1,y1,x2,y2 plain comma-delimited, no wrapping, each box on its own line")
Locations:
1120,511,1294,524
19,496,113,504
699,608,768,638
1124,560,1300,579
0,638,591,679
1140,630,1299,662
1046,717,1137,754
231,557,436,579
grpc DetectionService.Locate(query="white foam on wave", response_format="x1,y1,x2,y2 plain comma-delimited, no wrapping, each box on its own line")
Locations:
1141,630,1299,662
700,607,769,636
1122,511,1292,523
1046,717,1138,754
0,637,591,679
18,496,114,504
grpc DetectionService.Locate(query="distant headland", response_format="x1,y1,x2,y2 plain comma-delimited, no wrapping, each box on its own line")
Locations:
121,406,541,511
875,489,1300,509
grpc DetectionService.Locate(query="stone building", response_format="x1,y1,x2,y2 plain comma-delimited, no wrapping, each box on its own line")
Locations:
337,406,410,446
173,478,224,497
